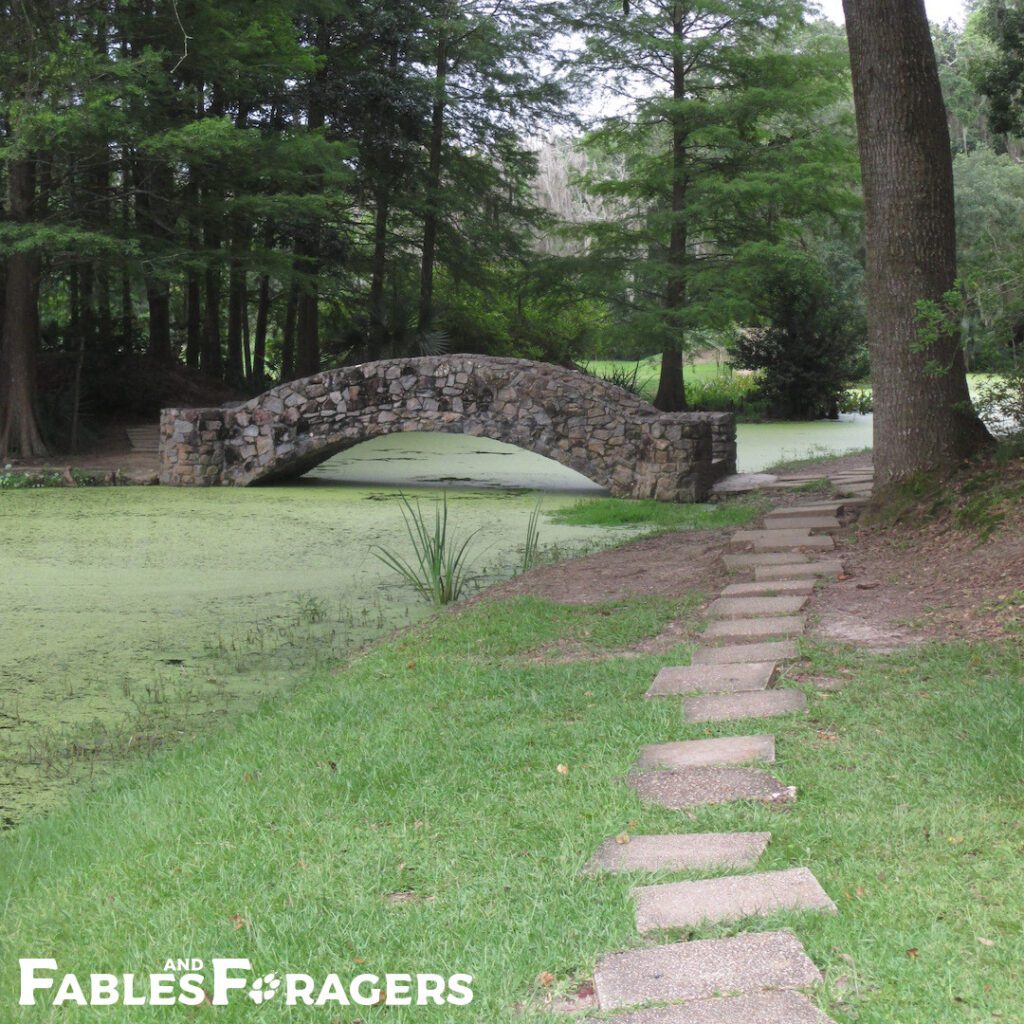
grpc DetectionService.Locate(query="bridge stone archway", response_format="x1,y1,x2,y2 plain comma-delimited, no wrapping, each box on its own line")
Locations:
160,356,736,501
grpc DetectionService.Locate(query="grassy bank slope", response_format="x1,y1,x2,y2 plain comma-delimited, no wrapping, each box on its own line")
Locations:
2,586,1022,1021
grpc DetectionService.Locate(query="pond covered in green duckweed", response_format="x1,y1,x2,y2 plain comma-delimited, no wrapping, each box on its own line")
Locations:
1,421,872,827
0,437,618,827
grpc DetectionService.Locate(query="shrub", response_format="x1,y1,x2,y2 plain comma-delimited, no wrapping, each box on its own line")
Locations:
974,372,1024,436
733,248,867,420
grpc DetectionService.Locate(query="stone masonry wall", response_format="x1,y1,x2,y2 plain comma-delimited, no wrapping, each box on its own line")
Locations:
160,356,736,502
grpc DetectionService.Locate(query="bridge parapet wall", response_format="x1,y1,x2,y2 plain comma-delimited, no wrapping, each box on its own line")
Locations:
160,356,735,502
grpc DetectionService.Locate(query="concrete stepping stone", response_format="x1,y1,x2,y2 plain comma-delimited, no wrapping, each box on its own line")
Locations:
731,531,835,553
684,689,807,724
593,930,822,1011
707,596,808,619
646,662,775,697
722,552,808,571
691,640,799,664
764,501,846,518
754,560,843,581
584,832,771,874
637,735,776,769
630,767,795,809
761,515,840,533
720,579,815,598
633,867,837,932
762,479,827,490
712,473,778,494
703,616,805,641
594,990,837,1024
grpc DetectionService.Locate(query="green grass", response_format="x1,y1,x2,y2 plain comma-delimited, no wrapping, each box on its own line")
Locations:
581,358,729,400
547,496,765,531
2,591,1022,1021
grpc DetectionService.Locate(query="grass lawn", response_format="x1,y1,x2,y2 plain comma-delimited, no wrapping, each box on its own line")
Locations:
580,357,729,400
2,586,1021,1021
546,495,767,530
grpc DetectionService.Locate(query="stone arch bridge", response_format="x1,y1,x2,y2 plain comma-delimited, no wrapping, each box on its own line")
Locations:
160,356,736,502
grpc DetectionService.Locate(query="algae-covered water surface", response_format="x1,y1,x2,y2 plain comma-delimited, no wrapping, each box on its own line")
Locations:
0,436,616,827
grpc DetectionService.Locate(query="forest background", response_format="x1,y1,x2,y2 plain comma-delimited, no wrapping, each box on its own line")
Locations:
2,0,1024,457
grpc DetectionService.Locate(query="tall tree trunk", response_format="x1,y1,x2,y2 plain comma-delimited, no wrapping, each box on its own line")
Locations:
202,257,222,377
185,268,201,368
843,0,992,482
281,277,299,381
418,31,448,334
295,280,319,378
252,271,270,390
369,187,391,355
137,159,175,362
294,36,326,379
654,3,688,413
226,244,247,384
0,158,47,458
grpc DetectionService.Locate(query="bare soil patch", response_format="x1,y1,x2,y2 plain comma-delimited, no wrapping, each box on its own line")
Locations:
479,527,734,662
500,450,1023,662
488,528,730,606
813,502,1024,648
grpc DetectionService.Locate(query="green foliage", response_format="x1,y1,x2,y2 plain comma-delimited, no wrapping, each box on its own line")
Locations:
578,359,648,396
838,388,874,414
569,10,858,402
0,467,97,489
373,492,479,605
520,500,543,572
733,247,867,419
952,149,1024,370
974,371,1024,435
686,371,764,414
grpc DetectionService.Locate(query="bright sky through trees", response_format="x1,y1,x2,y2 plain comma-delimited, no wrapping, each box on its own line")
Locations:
816,0,965,23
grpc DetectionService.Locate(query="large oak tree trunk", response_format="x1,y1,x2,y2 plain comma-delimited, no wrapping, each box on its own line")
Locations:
0,157,47,459
843,0,992,482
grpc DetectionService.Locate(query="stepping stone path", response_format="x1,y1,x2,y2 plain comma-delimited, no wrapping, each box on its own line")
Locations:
593,931,822,1011
593,991,838,1024
729,529,835,553
637,735,775,769
703,615,805,641
683,689,807,724
585,833,771,874
722,552,808,570
755,560,843,581
691,639,799,664
706,595,808,618
632,867,837,932
630,766,795,809
646,662,775,697
762,515,842,533
720,578,815,597
579,469,871,1022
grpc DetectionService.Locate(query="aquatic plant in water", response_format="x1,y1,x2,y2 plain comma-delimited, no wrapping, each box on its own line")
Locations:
373,493,479,605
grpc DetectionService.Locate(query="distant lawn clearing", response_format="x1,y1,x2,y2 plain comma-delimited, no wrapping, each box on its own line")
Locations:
1,590,1021,1021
